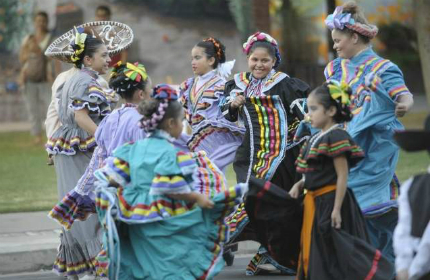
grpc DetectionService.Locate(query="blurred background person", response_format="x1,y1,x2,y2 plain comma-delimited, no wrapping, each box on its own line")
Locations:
19,11,59,144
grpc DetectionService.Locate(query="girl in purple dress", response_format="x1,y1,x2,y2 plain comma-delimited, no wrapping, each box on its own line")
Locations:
49,61,151,231
180,37,244,172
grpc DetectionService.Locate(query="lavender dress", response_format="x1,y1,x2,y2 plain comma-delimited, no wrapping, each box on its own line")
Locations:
180,70,245,172
49,104,146,230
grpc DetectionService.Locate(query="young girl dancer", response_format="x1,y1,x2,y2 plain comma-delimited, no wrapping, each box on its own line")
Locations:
45,27,118,279
221,32,310,274
289,80,394,279
48,61,151,230
180,37,244,172
94,84,247,280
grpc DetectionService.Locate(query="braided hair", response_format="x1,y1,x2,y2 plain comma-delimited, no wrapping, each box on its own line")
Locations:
196,37,226,68
109,61,149,101
138,84,183,133
311,81,353,123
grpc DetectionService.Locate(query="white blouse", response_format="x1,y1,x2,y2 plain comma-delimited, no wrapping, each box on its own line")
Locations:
394,166,430,280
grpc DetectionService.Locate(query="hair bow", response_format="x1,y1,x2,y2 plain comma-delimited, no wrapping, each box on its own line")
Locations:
70,27,87,62
327,80,351,106
325,6,355,30
152,84,178,101
242,32,281,68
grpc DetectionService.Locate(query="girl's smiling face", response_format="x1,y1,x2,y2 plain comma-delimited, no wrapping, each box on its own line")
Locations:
84,44,111,74
247,47,276,79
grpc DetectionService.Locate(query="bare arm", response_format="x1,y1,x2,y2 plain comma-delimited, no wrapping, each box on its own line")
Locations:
168,192,214,209
74,108,97,135
331,155,348,229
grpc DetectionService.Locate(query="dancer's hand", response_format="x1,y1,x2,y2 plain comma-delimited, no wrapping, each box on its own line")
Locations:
395,102,410,118
289,180,304,199
196,194,214,209
230,95,245,109
396,270,408,280
331,209,342,229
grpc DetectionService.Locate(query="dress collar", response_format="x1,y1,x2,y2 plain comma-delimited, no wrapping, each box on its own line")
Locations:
151,129,176,143
81,67,99,79
349,46,374,65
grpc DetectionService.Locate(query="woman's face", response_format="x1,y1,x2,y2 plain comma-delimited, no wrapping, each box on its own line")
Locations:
85,44,111,74
331,29,359,59
34,15,48,32
247,47,276,79
191,46,214,76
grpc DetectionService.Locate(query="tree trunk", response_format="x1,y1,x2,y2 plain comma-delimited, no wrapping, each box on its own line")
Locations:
414,0,430,106
326,0,336,59
252,0,270,33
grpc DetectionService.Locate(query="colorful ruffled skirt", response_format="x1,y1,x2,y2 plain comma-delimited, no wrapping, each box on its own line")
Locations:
95,182,247,280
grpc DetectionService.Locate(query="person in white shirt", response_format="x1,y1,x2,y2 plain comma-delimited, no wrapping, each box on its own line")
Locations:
394,114,430,280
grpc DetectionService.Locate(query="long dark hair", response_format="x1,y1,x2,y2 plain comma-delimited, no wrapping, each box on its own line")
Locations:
311,82,353,123
71,29,104,69
196,37,226,68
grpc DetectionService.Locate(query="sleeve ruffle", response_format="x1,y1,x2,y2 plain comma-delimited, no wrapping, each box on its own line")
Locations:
69,83,119,116
101,156,131,187
149,149,198,195
100,143,134,186
307,129,364,167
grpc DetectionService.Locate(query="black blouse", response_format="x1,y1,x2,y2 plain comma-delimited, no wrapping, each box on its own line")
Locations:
296,128,364,191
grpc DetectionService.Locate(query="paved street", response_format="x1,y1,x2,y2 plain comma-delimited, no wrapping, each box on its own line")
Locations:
0,255,294,280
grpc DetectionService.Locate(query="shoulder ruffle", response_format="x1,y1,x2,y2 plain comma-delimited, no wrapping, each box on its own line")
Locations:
296,129,364,173
324,58,342,80
70,83,118,116
309,129,364,159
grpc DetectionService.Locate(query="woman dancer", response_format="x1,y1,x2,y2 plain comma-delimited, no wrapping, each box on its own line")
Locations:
48,61,151,230
324,1,414,263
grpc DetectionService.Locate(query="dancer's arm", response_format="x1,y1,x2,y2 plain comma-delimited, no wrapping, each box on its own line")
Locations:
289,178,304,199
75,108,97,135
332,155,348,229
168,192,214,209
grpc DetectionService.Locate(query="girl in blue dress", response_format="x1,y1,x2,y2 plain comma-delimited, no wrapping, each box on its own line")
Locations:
94,84,247,280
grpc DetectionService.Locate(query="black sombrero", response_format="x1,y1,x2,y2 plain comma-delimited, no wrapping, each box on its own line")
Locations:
394,114,430,152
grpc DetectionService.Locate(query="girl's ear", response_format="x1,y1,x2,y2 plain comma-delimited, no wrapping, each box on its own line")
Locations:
328,105,337,117
352,33,359,44
83,55,92,67
166,118,175,129
208,56,215,67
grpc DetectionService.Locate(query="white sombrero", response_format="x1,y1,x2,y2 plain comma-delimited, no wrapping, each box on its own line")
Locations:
45,21,134,63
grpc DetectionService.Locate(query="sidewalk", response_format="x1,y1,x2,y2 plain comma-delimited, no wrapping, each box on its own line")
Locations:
0,211,260,274
0,212,60,274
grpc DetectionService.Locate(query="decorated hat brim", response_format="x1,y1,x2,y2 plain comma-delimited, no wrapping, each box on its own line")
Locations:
45,21,134,63
394,130,430,152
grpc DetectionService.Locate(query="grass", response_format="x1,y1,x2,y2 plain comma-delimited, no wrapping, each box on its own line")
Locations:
0,112,428,213
0,132,57,213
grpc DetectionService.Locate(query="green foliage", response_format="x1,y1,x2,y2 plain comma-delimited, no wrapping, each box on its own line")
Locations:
227,0,254,41
378,22,420,68
0,0,33,53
